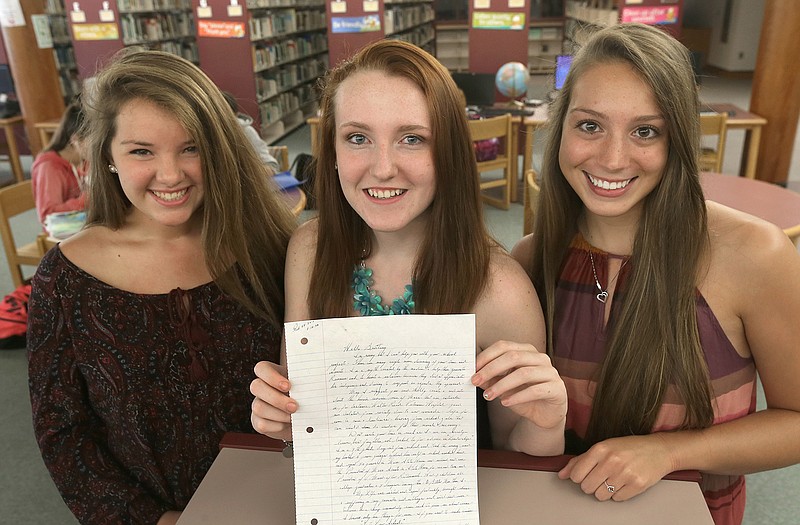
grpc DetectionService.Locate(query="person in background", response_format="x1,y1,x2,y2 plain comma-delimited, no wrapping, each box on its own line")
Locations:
31,98,88,225
222,91,280,173
250,39,567,456
513,23,800,524
27,49,295,525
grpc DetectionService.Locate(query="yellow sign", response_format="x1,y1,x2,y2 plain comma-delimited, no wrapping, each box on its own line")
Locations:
472,12,526,30
72,23,119,41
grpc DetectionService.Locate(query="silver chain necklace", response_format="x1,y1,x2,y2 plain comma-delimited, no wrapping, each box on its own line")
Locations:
588,251,629,303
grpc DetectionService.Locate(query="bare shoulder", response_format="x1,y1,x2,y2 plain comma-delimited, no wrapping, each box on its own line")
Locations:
286,218,319,261
510,234,535,269
473,247,544,351
706,201,797,276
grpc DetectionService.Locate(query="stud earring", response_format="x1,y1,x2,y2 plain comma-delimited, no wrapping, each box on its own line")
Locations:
334,162,338,171
108,164,118,174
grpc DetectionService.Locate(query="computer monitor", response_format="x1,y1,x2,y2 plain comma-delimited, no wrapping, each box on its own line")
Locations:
554,55,573,91
0,64,15,95
451,72,496,107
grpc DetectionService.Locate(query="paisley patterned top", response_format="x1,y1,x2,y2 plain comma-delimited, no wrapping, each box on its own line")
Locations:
28,247,281,524
554,235,756,525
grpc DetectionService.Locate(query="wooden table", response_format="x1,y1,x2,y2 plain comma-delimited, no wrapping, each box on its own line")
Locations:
701,171,800,244
0,115,26,184
705,103,767,180
177,432,711,524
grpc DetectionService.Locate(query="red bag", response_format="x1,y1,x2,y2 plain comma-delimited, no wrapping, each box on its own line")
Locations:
0,284,31,349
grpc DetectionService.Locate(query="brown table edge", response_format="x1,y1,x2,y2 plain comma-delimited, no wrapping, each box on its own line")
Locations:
219,432,701,484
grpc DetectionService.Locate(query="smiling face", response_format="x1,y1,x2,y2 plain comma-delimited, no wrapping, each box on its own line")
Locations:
333,70,436,235
109,98,204,230
559,61,669,226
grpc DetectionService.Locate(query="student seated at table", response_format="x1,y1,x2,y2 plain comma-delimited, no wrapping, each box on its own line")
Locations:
31,98,88,225
222,91,280,173
512,23,800,525
250,39,567,456
27,49,295,525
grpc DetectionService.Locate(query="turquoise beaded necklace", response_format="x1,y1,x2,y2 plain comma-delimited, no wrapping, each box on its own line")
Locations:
352,261,414,316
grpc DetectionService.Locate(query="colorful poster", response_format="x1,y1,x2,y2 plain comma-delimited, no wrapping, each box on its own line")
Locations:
621,6,679,25
198,20,246,38
0,0,25,28
72,23,119,41
472,11,526,30
331,15,381,33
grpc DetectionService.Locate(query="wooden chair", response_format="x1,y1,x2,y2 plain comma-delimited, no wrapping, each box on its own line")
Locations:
267,145,290,172
0,180,44,288
523,169,540,236
468,114,514,210
699,112,728,173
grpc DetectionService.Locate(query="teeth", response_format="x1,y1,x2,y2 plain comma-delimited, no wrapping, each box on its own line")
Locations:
587,175,631,191
152,189,188,201
367,188,406,199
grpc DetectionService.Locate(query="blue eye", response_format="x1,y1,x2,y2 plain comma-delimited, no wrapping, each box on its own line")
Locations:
131,148,152,156
402,135,423,145
347,133,367,145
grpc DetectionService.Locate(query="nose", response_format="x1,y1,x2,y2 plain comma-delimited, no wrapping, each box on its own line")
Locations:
598,133,630,172
156,155,186,186
370,142,397,180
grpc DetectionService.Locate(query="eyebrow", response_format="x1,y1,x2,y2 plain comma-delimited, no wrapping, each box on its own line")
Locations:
118,139,196,146
337,121,431,133
570,107,664,123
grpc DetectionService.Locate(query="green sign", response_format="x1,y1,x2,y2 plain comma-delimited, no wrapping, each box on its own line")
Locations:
472,12,526,30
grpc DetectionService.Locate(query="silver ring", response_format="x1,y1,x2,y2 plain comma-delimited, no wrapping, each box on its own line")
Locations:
604,480,615,494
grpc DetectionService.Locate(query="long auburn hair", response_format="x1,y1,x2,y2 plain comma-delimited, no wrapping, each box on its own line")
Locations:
81,48,295,327
529,23,713,443
309,39,493,318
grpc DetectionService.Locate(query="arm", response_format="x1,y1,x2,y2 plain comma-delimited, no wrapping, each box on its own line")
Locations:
32,156,86,225
471,250,566,456
27,254,169,524
251,221,317,440
558,219,800,501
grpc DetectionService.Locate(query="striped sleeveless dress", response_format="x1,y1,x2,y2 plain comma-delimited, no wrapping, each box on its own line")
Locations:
553,235,756,525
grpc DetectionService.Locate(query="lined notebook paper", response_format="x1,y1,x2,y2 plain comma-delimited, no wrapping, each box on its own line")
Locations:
285,314,479,525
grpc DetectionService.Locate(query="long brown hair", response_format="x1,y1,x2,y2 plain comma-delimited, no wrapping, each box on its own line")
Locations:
309,39,493,318
81,48,295,327
529,24,713,443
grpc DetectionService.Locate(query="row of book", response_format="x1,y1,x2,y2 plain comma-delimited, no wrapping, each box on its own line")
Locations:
249,9,326,41
247,0,324,9
258,83,315,126
252,33,327,72
384,4,434,36
255,55,328,102
117,0,192,12
120,12,195,44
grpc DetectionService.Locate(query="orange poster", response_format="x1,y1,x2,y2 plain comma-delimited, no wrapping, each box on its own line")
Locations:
198,20,246,38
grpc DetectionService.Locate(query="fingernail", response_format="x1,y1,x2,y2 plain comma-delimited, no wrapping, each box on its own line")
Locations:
280,381,290,391
287,402,297,413
483,390,491,401
471,374,481,386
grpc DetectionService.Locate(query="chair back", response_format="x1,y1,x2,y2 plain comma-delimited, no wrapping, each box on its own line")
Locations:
0,180,44,287
523,169,540,236
267,145,290,172
699,112,728,173
468,114,514,210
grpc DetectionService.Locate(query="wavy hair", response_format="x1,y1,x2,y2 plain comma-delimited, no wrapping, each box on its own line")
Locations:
528,23,713,443
81,48,295,327
309,39,493,318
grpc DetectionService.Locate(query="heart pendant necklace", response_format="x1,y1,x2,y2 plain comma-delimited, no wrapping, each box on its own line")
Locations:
588,251,629,304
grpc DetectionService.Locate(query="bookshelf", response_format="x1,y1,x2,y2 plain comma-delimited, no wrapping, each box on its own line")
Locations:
67,0,199,79
195,0,328,144
435,23,468,72
384,0,435,54
44,0,80,102
563,0,683,53
528,20,563,74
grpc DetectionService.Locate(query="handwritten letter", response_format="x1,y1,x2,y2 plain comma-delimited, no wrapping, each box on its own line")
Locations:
285,314,479,525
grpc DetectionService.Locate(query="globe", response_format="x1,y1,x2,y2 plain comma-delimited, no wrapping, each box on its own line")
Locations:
495,61,530,99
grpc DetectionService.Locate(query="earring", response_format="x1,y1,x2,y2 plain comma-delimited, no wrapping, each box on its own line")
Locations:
334,162,338,171
108,164,118,174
